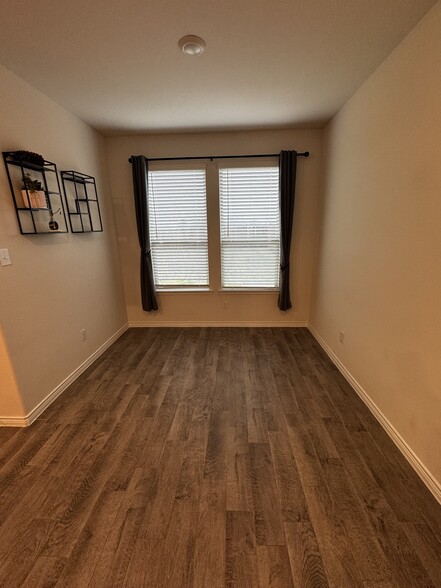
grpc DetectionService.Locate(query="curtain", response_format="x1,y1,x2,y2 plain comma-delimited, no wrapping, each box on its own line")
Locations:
130,155,158,311
278,150,298,311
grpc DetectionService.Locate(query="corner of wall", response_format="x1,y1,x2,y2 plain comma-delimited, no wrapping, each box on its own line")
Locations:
0,326,25,420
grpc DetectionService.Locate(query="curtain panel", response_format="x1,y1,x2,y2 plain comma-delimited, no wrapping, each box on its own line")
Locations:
130,155,158,311
278,150,298,311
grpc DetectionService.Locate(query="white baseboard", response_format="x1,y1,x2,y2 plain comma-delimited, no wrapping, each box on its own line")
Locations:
129,321,309,327
0,416,28,427
0,323,129,428
307,323,441,505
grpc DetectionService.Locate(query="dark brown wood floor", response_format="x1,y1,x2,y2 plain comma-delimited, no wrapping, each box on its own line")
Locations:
0,328,440,587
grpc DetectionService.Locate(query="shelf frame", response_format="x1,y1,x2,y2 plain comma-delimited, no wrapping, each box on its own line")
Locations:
2,151,69,235
61,170,103,233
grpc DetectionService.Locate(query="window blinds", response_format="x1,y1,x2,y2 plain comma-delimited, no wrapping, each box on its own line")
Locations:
148,168,209,288
219,166,280,288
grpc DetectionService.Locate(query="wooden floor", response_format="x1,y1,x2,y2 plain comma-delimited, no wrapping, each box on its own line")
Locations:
0,328,440,587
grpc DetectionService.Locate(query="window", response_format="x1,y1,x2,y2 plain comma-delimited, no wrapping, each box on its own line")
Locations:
148,167,209,289
219,165,280,289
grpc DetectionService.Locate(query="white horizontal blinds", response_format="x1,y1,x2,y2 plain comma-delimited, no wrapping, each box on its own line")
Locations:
147,168,209,287
219,166,280,288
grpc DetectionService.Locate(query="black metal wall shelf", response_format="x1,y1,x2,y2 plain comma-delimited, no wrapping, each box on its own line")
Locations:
2,151,68,234
61,170,103,233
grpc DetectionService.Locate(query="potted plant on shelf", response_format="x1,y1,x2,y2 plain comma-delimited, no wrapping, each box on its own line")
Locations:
21,173,47,209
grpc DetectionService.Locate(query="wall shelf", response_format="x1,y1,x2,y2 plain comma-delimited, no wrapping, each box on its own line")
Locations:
2,151,69,234
61,170,103,233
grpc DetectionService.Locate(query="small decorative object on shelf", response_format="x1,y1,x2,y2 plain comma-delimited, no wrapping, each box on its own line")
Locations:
61,170,103,233
3,150,68,234
21,173,47,208
12,150,45,167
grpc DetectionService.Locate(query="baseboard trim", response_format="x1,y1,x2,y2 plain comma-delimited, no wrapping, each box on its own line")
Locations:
0,417,28,427
0,323,129,428
307,323,441,505
129,321,309,328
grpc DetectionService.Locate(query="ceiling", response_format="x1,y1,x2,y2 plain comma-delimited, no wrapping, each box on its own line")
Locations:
0,0,436,135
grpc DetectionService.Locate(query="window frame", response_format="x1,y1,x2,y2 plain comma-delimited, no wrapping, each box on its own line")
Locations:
217,158,281,292
147,161,210,291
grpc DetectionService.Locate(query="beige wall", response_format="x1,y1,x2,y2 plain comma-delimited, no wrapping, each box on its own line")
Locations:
106,129,322,325
0,63,127,419
310,3,441,483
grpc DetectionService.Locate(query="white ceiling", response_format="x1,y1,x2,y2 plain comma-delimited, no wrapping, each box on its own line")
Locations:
0,0,436,135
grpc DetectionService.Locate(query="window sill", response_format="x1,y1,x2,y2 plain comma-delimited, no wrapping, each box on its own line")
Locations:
156,287,213,293
155,287,279,294
219,287,279,293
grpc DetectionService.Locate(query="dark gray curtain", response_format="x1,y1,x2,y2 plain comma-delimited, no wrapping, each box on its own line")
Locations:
130,155,158,311
278,150,298,311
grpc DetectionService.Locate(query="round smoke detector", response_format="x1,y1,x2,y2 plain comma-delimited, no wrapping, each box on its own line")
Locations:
178,35,206,56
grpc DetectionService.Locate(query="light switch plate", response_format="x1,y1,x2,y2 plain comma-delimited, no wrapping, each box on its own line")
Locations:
0,248,12,266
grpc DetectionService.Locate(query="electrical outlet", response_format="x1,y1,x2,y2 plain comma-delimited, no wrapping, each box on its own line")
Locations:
222,301,229,310
81,329,87,342
339,331,345,344
0,248,12,267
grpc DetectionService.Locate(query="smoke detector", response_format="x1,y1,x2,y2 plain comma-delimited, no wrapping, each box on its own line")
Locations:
178,35,206,56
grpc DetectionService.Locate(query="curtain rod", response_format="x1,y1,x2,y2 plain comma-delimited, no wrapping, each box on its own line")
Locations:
128,151,309,164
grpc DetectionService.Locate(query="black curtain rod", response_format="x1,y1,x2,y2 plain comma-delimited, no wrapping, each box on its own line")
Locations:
128,151,309,164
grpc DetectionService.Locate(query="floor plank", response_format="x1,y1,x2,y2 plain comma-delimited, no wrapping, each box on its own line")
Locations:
284,522,329,588
256,545,294,587
226,511,259,587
